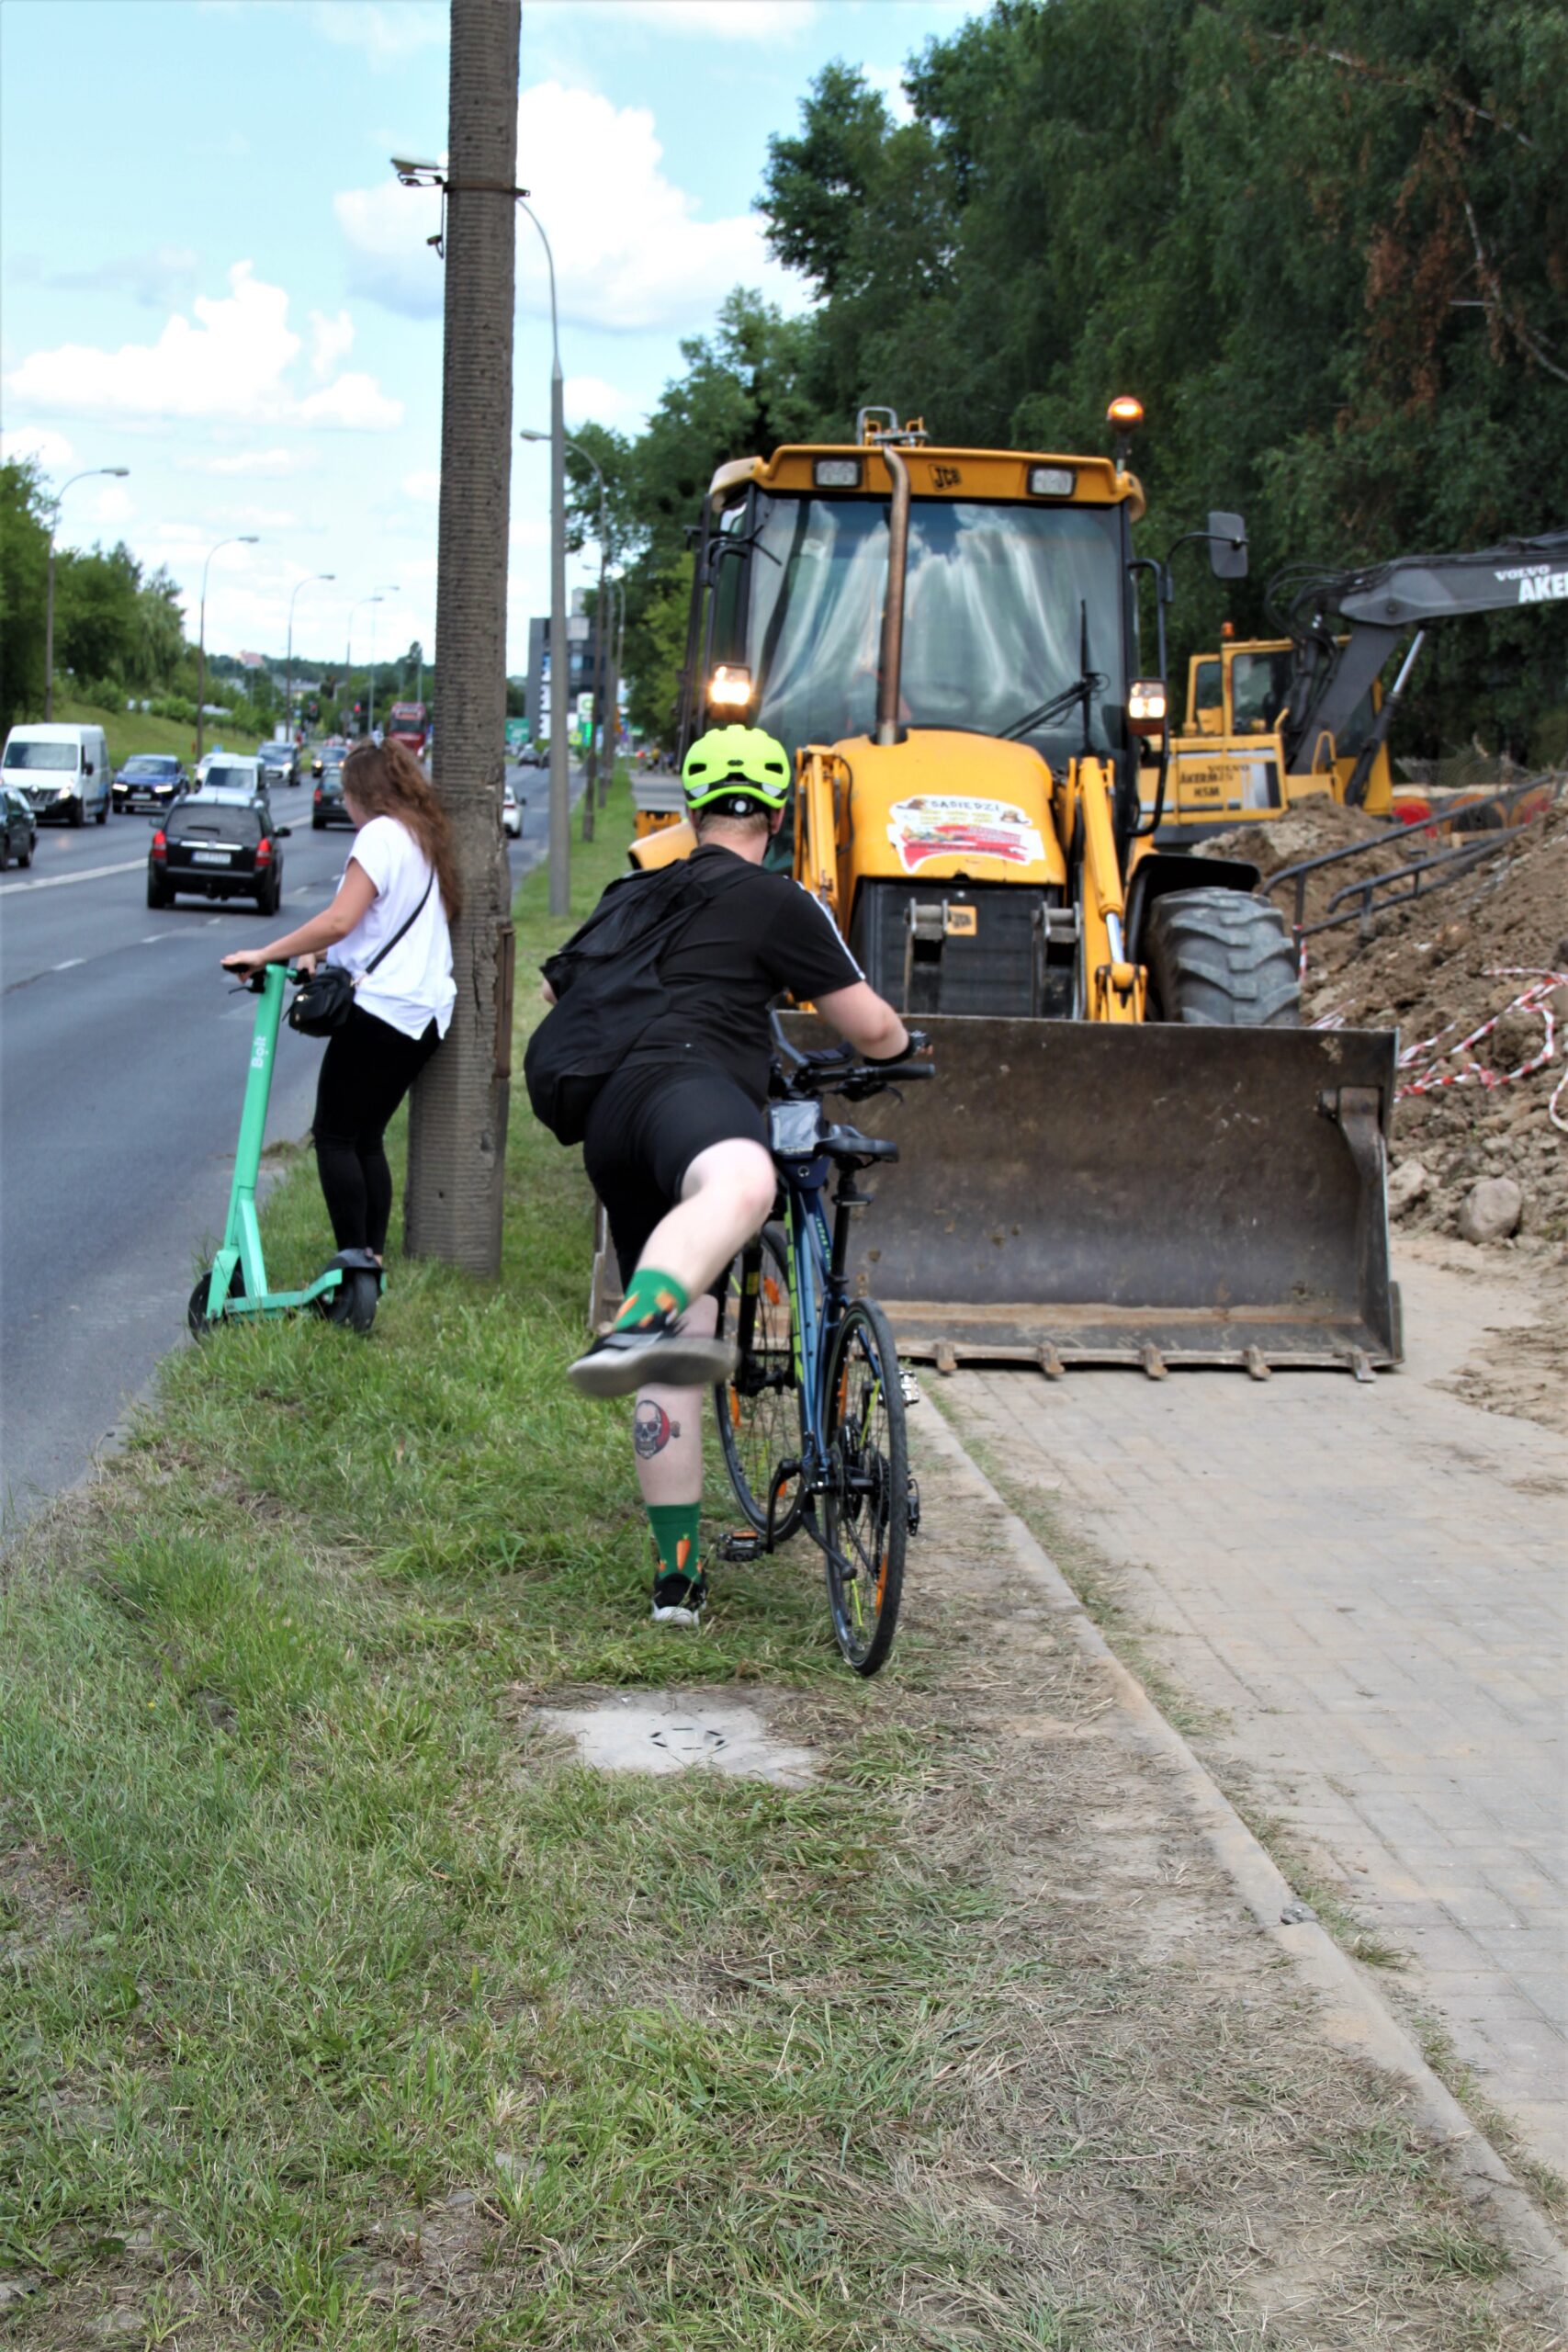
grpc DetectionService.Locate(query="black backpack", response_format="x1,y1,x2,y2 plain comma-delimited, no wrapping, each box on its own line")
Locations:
524,856,750,1144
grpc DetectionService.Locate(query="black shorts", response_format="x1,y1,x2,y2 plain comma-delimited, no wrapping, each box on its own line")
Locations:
583,1060,769,1287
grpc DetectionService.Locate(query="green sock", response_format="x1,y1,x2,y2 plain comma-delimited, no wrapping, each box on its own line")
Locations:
615,1265,690,1332
647,1502,701,1584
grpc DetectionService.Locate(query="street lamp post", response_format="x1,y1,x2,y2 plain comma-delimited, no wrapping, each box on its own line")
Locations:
195,534,260,763
286,572,335,743
366,583,400,738
518,200,570,914
44,468,130,720
345,592,388,736
520,425,609,841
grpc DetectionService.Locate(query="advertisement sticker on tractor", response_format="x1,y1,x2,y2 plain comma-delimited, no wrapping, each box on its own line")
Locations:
886,796,1046,872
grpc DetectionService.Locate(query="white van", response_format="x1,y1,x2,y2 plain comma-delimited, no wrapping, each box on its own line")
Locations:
0,723,110,826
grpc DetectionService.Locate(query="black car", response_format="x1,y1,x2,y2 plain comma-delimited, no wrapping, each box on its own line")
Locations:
149,801,289,912
0,785,37,870
311,753,354,831
114,753,188,812
256,741,299,789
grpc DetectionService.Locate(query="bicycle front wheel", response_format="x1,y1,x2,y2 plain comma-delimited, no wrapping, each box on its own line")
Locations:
822,1299,908,1676
715,1225,802,1540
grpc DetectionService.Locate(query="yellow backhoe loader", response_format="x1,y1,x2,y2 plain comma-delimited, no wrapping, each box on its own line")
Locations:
626,406,1400,1375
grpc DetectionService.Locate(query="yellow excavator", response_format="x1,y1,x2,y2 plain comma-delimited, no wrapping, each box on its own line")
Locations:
626,406,1400,1376
1158,532,1568,834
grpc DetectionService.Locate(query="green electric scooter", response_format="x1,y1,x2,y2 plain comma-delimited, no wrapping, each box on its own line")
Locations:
188,963,381,1338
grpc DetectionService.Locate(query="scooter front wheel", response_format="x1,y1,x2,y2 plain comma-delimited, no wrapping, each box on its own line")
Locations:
317,1270,378,1335
188,1263,243,1339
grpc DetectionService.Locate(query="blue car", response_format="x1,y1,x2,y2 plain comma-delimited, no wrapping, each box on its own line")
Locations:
114,752,189,813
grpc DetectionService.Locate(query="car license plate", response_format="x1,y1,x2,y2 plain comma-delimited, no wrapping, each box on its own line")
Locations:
193,849,231,865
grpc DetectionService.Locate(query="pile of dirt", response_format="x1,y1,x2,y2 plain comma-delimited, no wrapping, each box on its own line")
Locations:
1207,789,1568,1250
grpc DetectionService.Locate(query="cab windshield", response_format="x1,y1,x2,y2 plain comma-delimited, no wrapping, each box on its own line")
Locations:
5,741,79,771
740,494,1126,768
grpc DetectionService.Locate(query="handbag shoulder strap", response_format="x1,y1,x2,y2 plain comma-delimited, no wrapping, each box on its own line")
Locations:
363,865,434,978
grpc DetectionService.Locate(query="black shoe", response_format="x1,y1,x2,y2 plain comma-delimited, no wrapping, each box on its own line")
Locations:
650,1567,707,1627
568,1308,737,1399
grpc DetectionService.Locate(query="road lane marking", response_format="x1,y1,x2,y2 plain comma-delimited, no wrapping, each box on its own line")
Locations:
52,957,85,971
0,856,144,893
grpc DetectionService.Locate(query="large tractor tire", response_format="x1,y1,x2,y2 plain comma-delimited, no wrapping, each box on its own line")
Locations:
1145,888,1300,1028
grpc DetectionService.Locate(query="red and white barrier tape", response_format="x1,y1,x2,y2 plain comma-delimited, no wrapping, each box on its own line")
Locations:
1395,969,1568,1131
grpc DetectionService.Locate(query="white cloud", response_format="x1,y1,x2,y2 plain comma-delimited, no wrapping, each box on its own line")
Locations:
565,375,647,432
310,308,355,378
89,482,136,528
178,447,306,477
865,63,916,127
3,264,403,434
401,469,441,504
336,80,801,331
1,424,74,471
538,0,817,38
309,1,446,67
12,245,201,311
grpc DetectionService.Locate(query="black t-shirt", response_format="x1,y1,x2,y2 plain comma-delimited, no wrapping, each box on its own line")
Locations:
620,843,863,1103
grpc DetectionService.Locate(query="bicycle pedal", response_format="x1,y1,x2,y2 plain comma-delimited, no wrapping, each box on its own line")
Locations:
718,1531,765,1563
907,1476,922,1537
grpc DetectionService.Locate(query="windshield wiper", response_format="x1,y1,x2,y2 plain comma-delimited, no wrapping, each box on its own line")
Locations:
998,601,1108,750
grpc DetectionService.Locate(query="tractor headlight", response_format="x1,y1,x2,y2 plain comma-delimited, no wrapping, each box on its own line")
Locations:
1028,466,1076,497
707,663,753,712
1128,678,1168,736
813,458,862,488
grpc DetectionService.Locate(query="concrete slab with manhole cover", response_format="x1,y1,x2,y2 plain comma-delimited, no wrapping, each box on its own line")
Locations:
536,1692,816,1787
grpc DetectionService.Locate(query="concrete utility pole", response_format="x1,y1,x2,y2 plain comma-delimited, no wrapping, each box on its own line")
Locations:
366,583,399,737
402,0,520,1275
195,535,258,763
44,467,130,720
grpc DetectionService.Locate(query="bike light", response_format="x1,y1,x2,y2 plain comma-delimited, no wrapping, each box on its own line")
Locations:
814,458,862,489
1128,678,1168,736
707,663,752,712
1028,466,1076,497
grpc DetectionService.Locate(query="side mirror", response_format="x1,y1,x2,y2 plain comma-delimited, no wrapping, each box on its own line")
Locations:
85,762,96,776
276,825,292,837
1208,511,1248,581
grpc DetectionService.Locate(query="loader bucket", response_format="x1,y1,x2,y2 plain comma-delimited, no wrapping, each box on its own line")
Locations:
784,1014,1401,1374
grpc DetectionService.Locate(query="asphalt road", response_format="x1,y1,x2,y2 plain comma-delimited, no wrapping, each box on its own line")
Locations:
0,760,582,1522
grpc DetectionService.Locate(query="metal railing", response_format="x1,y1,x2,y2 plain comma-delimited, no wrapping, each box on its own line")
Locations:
1264,771,1564,951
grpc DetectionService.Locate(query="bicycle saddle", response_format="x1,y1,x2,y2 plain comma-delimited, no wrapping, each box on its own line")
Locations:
818,1123,899,1168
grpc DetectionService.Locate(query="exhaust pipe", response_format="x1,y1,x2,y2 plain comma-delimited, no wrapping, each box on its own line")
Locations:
875,438,910,746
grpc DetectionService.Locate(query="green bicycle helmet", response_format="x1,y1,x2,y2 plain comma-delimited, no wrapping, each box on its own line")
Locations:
682,724,791,817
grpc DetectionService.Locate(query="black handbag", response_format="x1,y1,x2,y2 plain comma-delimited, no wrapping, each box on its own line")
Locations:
288,871,434,1038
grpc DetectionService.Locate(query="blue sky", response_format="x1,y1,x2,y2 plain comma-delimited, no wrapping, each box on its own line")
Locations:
1,0,975,676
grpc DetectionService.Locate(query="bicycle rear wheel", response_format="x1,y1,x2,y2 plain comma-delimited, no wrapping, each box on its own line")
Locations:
822,1298,908,1676
714,1225,802,1539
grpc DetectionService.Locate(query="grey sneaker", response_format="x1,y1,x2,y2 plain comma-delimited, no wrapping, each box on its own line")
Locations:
569,1309,736,1399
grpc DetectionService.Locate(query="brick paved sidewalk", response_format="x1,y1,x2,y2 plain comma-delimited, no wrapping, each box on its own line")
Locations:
943,1246,1568,2179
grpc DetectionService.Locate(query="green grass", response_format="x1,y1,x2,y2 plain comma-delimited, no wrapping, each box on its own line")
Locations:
50,691,254,775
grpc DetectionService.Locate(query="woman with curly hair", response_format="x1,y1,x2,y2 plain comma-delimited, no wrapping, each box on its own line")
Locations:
221,738,460,1268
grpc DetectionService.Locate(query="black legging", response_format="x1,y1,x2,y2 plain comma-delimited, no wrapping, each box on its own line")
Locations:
312,1003,441,1254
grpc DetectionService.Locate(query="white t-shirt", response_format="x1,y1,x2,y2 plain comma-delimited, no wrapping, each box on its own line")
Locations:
328,814,457,1040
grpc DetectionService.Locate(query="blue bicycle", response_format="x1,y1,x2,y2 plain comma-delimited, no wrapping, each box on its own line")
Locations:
715,1025,931,1676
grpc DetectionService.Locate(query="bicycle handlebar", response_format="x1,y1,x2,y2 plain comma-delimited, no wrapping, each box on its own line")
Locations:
768,1010,933,1099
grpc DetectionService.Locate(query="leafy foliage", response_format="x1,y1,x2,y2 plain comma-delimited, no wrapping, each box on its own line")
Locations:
609,0,1568,758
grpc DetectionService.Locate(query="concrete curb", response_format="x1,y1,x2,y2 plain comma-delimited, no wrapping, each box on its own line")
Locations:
915,1397,1568,2305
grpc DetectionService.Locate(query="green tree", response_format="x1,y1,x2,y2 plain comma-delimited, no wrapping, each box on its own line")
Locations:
0,458,51,730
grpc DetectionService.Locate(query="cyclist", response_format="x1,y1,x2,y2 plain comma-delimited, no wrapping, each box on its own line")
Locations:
562,722,910,1626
